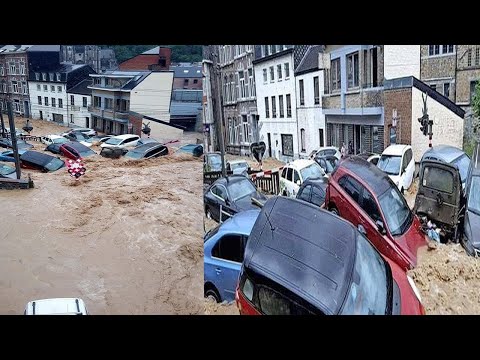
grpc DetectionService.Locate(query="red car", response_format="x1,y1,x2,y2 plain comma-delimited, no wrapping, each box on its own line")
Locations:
59,142,96,160
325,156,427,270
235,197,425,315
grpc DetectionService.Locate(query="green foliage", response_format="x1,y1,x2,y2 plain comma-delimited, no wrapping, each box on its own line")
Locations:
473,81,480,120
100,45,202,64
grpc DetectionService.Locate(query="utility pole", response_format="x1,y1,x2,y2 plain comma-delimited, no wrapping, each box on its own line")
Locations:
7,101,21,179
212,51,227,177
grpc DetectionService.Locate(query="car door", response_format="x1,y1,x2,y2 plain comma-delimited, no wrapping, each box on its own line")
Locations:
292,169,301,197
310,185,326,208
279,167,288,195
297,184,312,203
337,175,363,224
207,234,246,301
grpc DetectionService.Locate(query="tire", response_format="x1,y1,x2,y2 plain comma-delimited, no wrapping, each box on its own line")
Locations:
329,206,339,216
205,287,221,303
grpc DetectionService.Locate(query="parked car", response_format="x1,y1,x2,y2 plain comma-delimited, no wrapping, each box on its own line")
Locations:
325,156,427,270
40,134,69,146
19,151,65,172
313,155,338,175
235,197,425,315
45,141,73,155
357,152,380,165
309,146,341,160
24,298,88,315
60,142,96,160
0,137,34,150
136,137,160,146
177,144,204,157
296,177,328,208
0,163,16,178
204,152,223,172
227,160,249,175
90,135,113,145
204,210,260,302
463,142,480,255
0,149,27,162
100,134,140,149
62,131,93,147
124,143,168,160
421,145,471,190
204,175,267,222
377,144,415,193
100,147,128,159
279,159,326,198
69,127,96,137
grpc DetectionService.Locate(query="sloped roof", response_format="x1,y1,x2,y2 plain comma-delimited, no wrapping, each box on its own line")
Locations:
67,79,92,95
0,45,33,53
142,46,159,55
170,101,202,117
27,45,61,52
170,65,202,78
295,45,324,75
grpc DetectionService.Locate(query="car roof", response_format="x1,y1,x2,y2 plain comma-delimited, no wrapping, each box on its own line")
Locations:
317,146,338,151
112,134,138,140
382,144,409,156
64,141,90,151
421,145,466,163
301,177,329,188
45,134,64,139
131,143,165,153
213,175,251,187
217,209,260,236
20,151,57,165
338,156,393,196
244,196,355,314
286,159,317,170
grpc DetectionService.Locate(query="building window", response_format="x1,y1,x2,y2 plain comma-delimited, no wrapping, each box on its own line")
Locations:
286,94,292,117
476,46,480,66
37,84,41,91
271,96,276,118
184,79,189,87
20,62,25,75
277,64,282,80
49,73,54,81
284,63,290,78
347,52,359,88
94,77,101,85
468,48,472,67
44,97,49,106
94,96,101,108
248,68,255,97
300,129,306,152
9,62,16,74
58,98,63,108
12,81,18,93
42,73,47,81
263,68,267,83
35,73,40,80
2,83,6,93
443,83,450,98
299,79,305,105
51,85,55,92
38,96,42,105
57,86,62,92
264,97,269,118
56,73,61,81
83,97,87,107
0,66,4,76
270,45,275,54
193,79,198,84
430,84,437,91
279,95,284,118
43,85,48,91
319,129,324,147
51,98,56,107
239,71,246,98
71,95,75,106
105,98,113,109
270,66,274,82
14,100,20,112
281,134,294,157
429,45,455,56
331,58,341,91
263,45,269,57
22,82,27,94
313,76,320,104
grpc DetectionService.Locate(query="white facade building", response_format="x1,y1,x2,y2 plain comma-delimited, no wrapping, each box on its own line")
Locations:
67,79,92,128
384,45,421,80
254,48,298,162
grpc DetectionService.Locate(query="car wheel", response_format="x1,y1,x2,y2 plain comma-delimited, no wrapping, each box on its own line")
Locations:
205,288,221,303
329,206,339,216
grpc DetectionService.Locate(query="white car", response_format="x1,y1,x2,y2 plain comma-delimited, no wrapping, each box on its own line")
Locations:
100,134,140,149
377,144,415,193
309,146,341,160
227,160,249,175
70,127,96,137
61,132,93,148
40,134,69,146
279,159,326,198
24,298,88,315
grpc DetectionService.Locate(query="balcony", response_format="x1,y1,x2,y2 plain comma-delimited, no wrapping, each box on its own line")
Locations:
88,106,130,121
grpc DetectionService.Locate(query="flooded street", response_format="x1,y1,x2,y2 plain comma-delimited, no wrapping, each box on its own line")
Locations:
1,119,204,314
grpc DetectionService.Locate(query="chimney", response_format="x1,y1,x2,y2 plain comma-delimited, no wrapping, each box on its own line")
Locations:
158,47,171,70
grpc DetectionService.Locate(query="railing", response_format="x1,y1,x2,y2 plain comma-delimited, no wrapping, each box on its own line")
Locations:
252,171,280,195
88,106,129,120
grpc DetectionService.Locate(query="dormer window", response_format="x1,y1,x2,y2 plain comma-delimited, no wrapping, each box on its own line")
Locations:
56,73,61,81
42,73,46,81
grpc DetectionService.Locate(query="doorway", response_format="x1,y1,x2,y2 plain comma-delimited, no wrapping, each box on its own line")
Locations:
355,125,361,154
85,117,89,128
24,101,30,118
267,133,272,158
39,111,43,120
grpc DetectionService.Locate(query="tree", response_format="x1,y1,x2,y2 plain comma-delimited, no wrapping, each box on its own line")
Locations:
472,81,480,137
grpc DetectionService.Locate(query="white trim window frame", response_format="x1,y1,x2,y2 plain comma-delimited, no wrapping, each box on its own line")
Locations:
427,45,455,58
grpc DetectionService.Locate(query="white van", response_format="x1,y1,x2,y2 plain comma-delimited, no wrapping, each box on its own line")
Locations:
377,144,415,193
279,159,326,198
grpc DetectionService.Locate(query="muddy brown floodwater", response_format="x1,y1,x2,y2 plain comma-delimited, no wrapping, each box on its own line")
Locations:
1,118,204,314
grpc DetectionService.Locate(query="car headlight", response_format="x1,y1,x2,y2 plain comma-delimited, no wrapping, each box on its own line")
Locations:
407,275,422,303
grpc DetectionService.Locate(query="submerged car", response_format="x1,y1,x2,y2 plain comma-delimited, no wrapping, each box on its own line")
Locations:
204,175,267,222
19,151,65,172
177,144,204,157
24,298,88,315
100,134,140,149
0,138,34,150
325,156,427,271
59,142,96,160
204,152,223,172
124,143,168,159
463,142,480,255
136,137,160,146
204,210,260,303
100,147,128,159
62,131,93,147
227,160,249,175
40,134,69,146
296,177,328,208
235,197,425,315
0,163,17,178
0,149,27,162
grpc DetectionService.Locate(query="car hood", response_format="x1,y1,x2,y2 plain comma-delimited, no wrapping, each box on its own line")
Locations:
394,215,428,268
235,192,267,211
465,210,480,249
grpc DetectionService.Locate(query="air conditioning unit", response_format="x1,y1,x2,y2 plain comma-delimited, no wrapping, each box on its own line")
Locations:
319,53,331,70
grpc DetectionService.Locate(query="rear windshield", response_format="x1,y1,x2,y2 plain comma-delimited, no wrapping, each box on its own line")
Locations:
452,154,470,184
377,155,401,176
45,158,64,171
422,166,454,193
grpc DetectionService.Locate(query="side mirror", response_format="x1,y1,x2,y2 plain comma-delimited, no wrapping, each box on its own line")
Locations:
376,220,386,235
296,180,301,186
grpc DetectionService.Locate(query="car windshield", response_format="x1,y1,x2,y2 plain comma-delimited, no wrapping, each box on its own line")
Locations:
231,162,247,170
125,150,144,159
340,233,389,315
53,137,68,144
105,138,123,145
0,164,15,175
300,163,325,181
208,155,222,167
453,154,471,184
377,155,401,175
227,179,257,201
468,176,480,215
378,187,412,236
45,158,64,171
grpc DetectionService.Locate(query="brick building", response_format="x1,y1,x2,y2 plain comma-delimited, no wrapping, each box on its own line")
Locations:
171,64,202,90
118,46,171,71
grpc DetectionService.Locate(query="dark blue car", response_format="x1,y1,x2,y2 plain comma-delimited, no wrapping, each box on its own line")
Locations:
204,209,260,303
